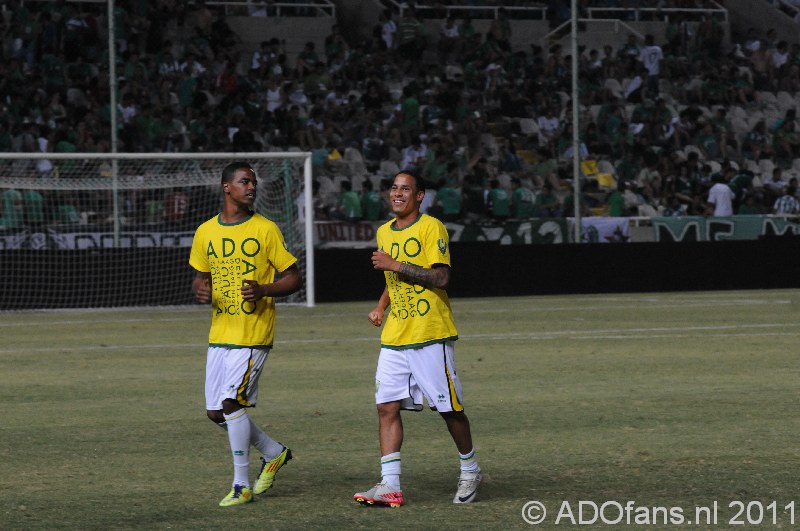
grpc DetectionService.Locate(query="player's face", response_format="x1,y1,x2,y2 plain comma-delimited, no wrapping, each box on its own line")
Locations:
224,168,257,208
390,173,424,219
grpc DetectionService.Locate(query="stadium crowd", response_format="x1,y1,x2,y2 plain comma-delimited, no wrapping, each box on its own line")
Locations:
2,0,800,229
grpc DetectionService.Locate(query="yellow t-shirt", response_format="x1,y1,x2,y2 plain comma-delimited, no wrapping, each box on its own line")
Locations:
376,213,458,349
189,212,297,348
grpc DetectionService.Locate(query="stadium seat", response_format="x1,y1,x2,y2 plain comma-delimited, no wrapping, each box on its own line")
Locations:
519,118,540,136
603,78,623,99
445,64,464,81
697,106,713,119
737,65,753,84
516,149,538,164
744,158,760,174
746,112,765,130
597,159,615,174
777,91,795,112
759,158,776,177
729,105,747,121
757,91,778,108
380,160,400,177
496,172,512,189
344,147,367,176
684,145,704,159
731,117,749,136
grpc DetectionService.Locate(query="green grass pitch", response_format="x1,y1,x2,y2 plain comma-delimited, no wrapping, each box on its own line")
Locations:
2,290,800,530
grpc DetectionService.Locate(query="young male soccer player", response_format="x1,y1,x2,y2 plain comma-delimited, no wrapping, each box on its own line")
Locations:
190,162,301,507
354,171,482,507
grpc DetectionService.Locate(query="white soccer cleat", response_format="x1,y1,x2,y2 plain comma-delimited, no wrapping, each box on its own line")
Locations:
453,472,482,504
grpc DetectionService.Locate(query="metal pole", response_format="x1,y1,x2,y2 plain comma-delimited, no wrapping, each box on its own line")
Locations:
303,155,315,307
108,0,120,247
571,0,582,242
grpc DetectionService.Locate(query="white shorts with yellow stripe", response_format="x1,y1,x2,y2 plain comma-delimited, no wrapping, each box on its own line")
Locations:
375,341,464,412
205,346,270,410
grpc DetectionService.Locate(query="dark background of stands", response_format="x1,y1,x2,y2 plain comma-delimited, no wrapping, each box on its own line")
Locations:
2,238,799,309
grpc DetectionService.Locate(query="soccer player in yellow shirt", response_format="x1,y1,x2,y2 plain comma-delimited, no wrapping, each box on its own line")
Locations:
189,162,301,507
354,171,481,507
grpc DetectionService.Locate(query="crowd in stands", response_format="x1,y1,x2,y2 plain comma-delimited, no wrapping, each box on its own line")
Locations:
2,0,800,231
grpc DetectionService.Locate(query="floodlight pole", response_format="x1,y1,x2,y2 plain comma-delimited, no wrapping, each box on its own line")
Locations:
108,0,120,247
571,0,582,242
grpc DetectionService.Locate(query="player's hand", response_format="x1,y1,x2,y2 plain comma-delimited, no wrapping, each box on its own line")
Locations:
371,250,397,272
241,279,263,302
368,307,384,327
193,276,211,303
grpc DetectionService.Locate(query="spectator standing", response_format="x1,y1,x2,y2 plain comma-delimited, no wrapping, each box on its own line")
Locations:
361,180,384,222
638,34,663,95
380,10,397,51
395,6,425,64
706,174,735,216
489,8,512,53
23,189,45,227
763,167,787,206
773,186,800,215
486,179,510,221
1,188,24,229
433,178,462,222
510,177,535,219
334,180,362,222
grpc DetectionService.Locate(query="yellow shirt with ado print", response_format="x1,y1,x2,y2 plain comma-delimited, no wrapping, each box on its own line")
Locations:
376,213,458,349
189,212,297,348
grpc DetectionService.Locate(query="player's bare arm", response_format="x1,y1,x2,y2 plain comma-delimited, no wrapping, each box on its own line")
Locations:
371,250,450,290
241,264,302,302
368,288,391,326
192,271,212,303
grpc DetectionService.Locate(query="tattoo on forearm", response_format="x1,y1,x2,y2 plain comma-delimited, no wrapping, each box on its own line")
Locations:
397,263,444,289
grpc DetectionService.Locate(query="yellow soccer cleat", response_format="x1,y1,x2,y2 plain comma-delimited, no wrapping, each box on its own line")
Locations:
219,485,253,507
254,446,292,495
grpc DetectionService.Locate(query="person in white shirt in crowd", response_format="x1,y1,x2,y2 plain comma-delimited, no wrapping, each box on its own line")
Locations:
639,34,663,94
706,174,736,217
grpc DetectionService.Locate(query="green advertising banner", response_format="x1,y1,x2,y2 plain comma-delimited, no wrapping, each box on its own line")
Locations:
652,216,800,242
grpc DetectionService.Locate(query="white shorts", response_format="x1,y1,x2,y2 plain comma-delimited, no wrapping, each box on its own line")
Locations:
205,346,270,411
375,341,464,413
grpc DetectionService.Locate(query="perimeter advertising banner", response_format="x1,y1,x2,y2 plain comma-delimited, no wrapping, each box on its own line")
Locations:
652,216,800,242
1,217,798,249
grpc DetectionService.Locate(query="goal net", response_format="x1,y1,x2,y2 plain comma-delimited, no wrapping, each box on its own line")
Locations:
0,152,314,310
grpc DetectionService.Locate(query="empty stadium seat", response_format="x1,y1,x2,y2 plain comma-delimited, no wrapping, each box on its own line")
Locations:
759,158,776,177
777,91,795,112
603,78,623,99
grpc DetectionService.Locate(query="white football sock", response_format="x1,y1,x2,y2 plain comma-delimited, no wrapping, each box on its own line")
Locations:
459,448,481,474
248,417,284,460
224,409,251,487
381,452,401,490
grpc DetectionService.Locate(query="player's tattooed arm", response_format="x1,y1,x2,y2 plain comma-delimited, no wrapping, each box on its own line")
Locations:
372,250,450,290
397,263,450,290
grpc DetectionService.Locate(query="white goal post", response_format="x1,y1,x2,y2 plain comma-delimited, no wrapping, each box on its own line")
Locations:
0,152,315,309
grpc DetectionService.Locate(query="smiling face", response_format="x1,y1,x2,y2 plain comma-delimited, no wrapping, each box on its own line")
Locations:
390,173,425,224
223,167,257,210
